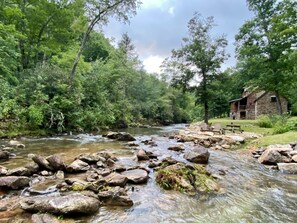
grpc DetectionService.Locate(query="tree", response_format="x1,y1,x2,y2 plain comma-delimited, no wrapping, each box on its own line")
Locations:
235,0,297,114
118,32,143,70
0,0,84,70
70,0,141,84
164,13,228,123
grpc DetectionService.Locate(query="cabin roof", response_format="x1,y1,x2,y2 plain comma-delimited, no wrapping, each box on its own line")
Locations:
229,98,243,103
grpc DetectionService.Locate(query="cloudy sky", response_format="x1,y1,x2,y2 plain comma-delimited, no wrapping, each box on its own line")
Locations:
103,0,253,73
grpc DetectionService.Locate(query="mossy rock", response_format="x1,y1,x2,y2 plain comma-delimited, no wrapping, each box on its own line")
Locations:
155,163,219,194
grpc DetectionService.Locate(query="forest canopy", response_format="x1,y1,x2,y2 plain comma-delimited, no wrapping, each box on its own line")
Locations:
0,0,296,135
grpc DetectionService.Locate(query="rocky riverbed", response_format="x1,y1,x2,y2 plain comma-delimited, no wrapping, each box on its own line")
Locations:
0,124,297,222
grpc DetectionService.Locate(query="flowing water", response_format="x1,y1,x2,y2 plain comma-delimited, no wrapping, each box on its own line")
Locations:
1,124,297,223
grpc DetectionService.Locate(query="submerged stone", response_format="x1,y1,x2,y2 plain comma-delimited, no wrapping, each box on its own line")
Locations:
20,192,100,215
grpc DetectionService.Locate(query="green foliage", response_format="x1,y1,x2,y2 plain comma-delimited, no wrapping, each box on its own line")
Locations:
164,13,229,123
27,105,44,128
0,23,20,83
235,0,297,114
257,114,296,134
0,0,193,135
257,116,273,128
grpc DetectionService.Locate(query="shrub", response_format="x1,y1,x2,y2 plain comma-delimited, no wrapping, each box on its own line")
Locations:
257,114,295,134
257,115,273,128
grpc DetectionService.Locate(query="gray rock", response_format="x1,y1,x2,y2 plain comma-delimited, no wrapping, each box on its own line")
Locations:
46,155,65,171
2,147,14,152
148,160,162,168
86,170,98,182
161,157,178,165
96,161,106,168
66,160,90,172
121,169,149,184
20,193,100,215
277,163,297,174
6,167,31,176
136,149,149,161
105,132,136,141
0,165,8,175
168,145,184,152
40,170,50,176
184,146,210,164
32,155,54,171
0,176,30,189
117,133,136,141
227,135,245,143
106,158,116,166
32,213,60,223
292,155,297,162
25,163,39,175
0,151,10,160
55,170,65,180
258,149,291,165
105,172,128,187
8,140,25,148
98,186,133,206
77,153,106,164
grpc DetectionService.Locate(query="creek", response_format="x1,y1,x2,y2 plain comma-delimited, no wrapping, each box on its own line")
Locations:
1,124,297,223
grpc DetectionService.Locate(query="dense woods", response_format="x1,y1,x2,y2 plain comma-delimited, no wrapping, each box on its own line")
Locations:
0,0,296,135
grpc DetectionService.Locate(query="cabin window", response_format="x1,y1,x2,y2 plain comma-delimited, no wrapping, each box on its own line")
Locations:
271,96,277,102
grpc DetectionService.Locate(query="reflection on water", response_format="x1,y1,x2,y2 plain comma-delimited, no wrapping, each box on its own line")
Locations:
1,124,297,223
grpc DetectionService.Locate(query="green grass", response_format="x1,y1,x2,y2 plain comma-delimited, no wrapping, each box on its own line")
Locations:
209,118,271,135
251,131,297,147
289,116,297,121
208,117,297,147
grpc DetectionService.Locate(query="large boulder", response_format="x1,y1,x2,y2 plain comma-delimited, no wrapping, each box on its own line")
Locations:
121,169,149,184
104,172,128,187
155,163,219,194
32,155,54,171
277,163,297,174
258,145,292,165
20,193,99,215
46,155,65,171
98,186,133,206
117,133,136,141
66,160,90,172
0,176,30,189
105,132,136,141
0,151,10,160
6,167,31,176
258,150,284,164
184,146,210,164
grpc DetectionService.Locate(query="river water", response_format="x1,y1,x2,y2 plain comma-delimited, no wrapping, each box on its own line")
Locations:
1,124,297,223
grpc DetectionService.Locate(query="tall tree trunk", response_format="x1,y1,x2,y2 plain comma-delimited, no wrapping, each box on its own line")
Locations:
204,100,209,124
275,91,283,115
70,31,88,85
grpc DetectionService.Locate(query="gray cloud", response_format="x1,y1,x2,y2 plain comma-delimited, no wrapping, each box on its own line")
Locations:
103,0,253,70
